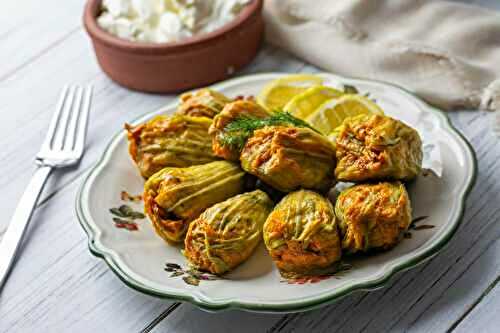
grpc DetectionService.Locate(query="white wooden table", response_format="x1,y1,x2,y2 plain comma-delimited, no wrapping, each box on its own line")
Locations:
1,1,499,332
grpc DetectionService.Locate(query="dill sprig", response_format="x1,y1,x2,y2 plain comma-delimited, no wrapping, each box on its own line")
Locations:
219,110,320,150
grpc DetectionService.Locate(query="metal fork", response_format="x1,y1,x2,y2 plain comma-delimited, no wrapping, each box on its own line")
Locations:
0,86,93,289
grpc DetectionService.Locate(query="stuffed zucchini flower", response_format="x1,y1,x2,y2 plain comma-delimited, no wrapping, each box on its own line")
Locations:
176,88,231,119
209,100,271,161
240,126,336,192
334,114,422,182
335,182,412,253
126,114,218,178
184,190,274,275
264,190,342,276
143,161,245,243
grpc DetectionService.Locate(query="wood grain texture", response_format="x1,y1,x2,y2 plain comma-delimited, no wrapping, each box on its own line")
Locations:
408,240,500,333
148,305,282,333
452,277,500,333
0,181,171,332
0,29,168,236
1,0,499,332
0,0,84,81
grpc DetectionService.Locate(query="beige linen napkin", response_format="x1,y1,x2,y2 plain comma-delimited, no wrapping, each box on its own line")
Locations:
264,0,500,111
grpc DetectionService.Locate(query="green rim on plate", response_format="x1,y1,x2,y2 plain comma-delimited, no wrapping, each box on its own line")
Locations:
75,73,477,313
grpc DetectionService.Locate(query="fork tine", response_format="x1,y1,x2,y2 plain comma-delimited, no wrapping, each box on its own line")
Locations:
63,86,84,151
74,86,93,155
52,86,76,150
42,86,69,149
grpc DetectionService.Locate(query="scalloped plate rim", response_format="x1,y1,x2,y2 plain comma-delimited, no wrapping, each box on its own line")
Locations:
75,72,477,313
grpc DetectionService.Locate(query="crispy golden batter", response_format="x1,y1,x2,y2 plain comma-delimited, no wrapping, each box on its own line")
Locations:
264,190,341,276
209,100,270,161
240,126,336,192
334,114,422,182
184,190,273,275
143,161,245,243
175,88,231,118
335,182,412,253
126,115,218,178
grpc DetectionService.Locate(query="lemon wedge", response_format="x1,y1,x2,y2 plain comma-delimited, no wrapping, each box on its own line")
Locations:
283,86,343,120
257,74,324,110
306,94,384,135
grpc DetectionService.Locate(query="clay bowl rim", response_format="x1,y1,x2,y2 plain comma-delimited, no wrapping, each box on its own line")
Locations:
83,0,263,55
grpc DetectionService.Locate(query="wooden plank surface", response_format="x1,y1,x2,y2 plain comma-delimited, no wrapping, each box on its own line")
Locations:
453,277,500,333
1,1,499,332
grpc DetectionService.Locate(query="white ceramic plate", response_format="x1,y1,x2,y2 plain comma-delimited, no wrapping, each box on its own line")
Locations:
76,73,476,313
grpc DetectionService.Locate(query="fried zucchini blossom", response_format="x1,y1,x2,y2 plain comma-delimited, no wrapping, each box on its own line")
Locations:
126,115,218,178
263,190,342,276
176,88,231,118
240,126,336,192
334,114,423,182
184,190,274,275
335,182,412,253
143,161,245,243
209,100,271,161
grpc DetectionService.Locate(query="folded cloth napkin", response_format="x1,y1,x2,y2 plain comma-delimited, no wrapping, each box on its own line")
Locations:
264,0,500,111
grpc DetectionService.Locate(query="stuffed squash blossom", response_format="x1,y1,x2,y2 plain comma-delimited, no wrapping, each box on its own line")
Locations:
176,88,231,119
335,182,412,253
264,190,342,276
184,190,274,275
143,161,245,243
334,114,422,182
126,115,218,178
241,126,336,192
209,100,271,161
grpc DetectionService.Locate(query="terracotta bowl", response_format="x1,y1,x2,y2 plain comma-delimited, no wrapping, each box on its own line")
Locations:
83,0,264,93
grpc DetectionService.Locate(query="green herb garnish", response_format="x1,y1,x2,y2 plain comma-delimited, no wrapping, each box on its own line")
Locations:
219,110,320,150
343,84,359,94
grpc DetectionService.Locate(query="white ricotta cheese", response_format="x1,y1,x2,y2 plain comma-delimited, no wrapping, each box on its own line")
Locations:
97,0,251,43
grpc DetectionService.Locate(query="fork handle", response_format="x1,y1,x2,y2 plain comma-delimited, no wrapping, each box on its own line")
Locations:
0,166,52,290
